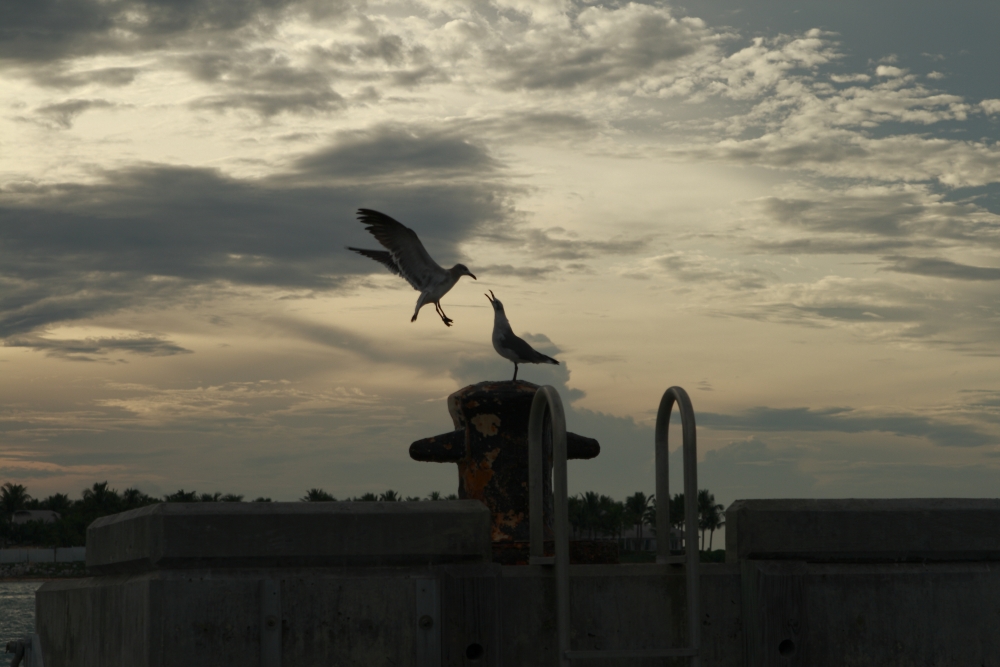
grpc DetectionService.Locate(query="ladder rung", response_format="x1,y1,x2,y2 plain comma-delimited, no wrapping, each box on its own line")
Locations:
566,648,698,659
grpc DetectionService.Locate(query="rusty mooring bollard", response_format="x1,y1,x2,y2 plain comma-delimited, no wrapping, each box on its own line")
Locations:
410,380,602,562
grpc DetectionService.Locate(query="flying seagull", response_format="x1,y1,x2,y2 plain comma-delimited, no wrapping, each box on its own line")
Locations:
485,290,559,381
348,209,477,327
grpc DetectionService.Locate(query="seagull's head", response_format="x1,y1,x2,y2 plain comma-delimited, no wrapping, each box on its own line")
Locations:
452,264,477,280
485,290,504,313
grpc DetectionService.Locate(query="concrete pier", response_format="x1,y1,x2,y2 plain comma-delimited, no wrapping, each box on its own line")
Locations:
34,497,1000,666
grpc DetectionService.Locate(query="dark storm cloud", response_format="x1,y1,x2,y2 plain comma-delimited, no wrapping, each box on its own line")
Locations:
35,98,118,128
295,126,500,179
699,406,995,447
5,333,191,362
882,256,1000,281
0,127,512,339
0,0,318,64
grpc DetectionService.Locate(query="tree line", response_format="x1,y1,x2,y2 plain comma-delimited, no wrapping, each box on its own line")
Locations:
1,481,725,550
568,489,725,551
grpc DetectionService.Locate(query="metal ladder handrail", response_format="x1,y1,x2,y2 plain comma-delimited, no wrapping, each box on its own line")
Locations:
528,385,700,666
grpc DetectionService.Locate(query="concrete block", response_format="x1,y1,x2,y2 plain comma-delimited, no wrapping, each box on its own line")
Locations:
726,498,1000,562
500,563,743,667
742,559,1000,666
86,500,492,573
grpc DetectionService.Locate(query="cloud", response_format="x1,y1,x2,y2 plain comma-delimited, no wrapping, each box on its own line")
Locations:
181,48,347,116
486,5,715,91
4,333,192,362
751,237,926,255
0,125,514,339
29,66,142,89
654,251,772,290
517,227,651,261
882,256,1000,281
699,436,1000,501
658,31,1000,188
294,125,500,180
34,98,117,128
750,184,1000,253
0,0,321,64
476,264,559,280
699,405,996,447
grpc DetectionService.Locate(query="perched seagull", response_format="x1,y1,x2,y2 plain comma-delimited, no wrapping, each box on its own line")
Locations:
485,290,559,381
348,209,477,327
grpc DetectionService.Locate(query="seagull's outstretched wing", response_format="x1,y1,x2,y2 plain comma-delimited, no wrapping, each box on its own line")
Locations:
347,247,402,278
356,209,443,290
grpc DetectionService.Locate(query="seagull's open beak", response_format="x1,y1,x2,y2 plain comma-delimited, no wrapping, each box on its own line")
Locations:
485,291,494,304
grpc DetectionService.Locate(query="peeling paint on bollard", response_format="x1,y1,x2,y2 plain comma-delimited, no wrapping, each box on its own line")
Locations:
409,380,600,551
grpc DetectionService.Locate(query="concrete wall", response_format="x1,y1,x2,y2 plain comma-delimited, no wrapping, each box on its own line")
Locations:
0,547,85,564
38,563,742,667
33,499,1000,667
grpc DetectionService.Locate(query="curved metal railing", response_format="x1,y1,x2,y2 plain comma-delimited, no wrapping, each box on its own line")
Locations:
528,384,700,666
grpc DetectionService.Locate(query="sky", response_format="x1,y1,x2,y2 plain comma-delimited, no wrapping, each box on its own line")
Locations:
1,0,999,530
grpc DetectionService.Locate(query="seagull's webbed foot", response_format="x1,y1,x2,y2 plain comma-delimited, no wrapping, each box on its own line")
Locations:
435,302,454,327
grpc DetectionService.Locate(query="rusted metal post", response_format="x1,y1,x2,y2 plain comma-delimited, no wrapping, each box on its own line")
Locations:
410,380,599,557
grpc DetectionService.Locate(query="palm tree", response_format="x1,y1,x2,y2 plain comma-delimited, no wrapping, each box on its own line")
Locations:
41,492,72,515
600,496,625,540
164,489,199,502
356,492,378,501
624,492,653,547
82,482,121,515
578,491,604,539
121,488,158,510
220,494,244,502
426,491,442,501
697,489,725,550
200,492,222,502
568,495,584,538
379,490,400,502
1,483,32,520
301,488,336,502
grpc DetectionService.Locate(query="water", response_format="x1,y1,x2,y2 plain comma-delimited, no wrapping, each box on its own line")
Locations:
0,581,41,643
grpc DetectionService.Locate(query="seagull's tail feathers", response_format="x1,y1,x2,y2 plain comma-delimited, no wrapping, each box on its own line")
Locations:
536,353,559,365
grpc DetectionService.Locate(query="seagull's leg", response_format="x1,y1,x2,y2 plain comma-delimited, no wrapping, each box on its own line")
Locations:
434,301,454,327
512,364,518,381
412,294,426,322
